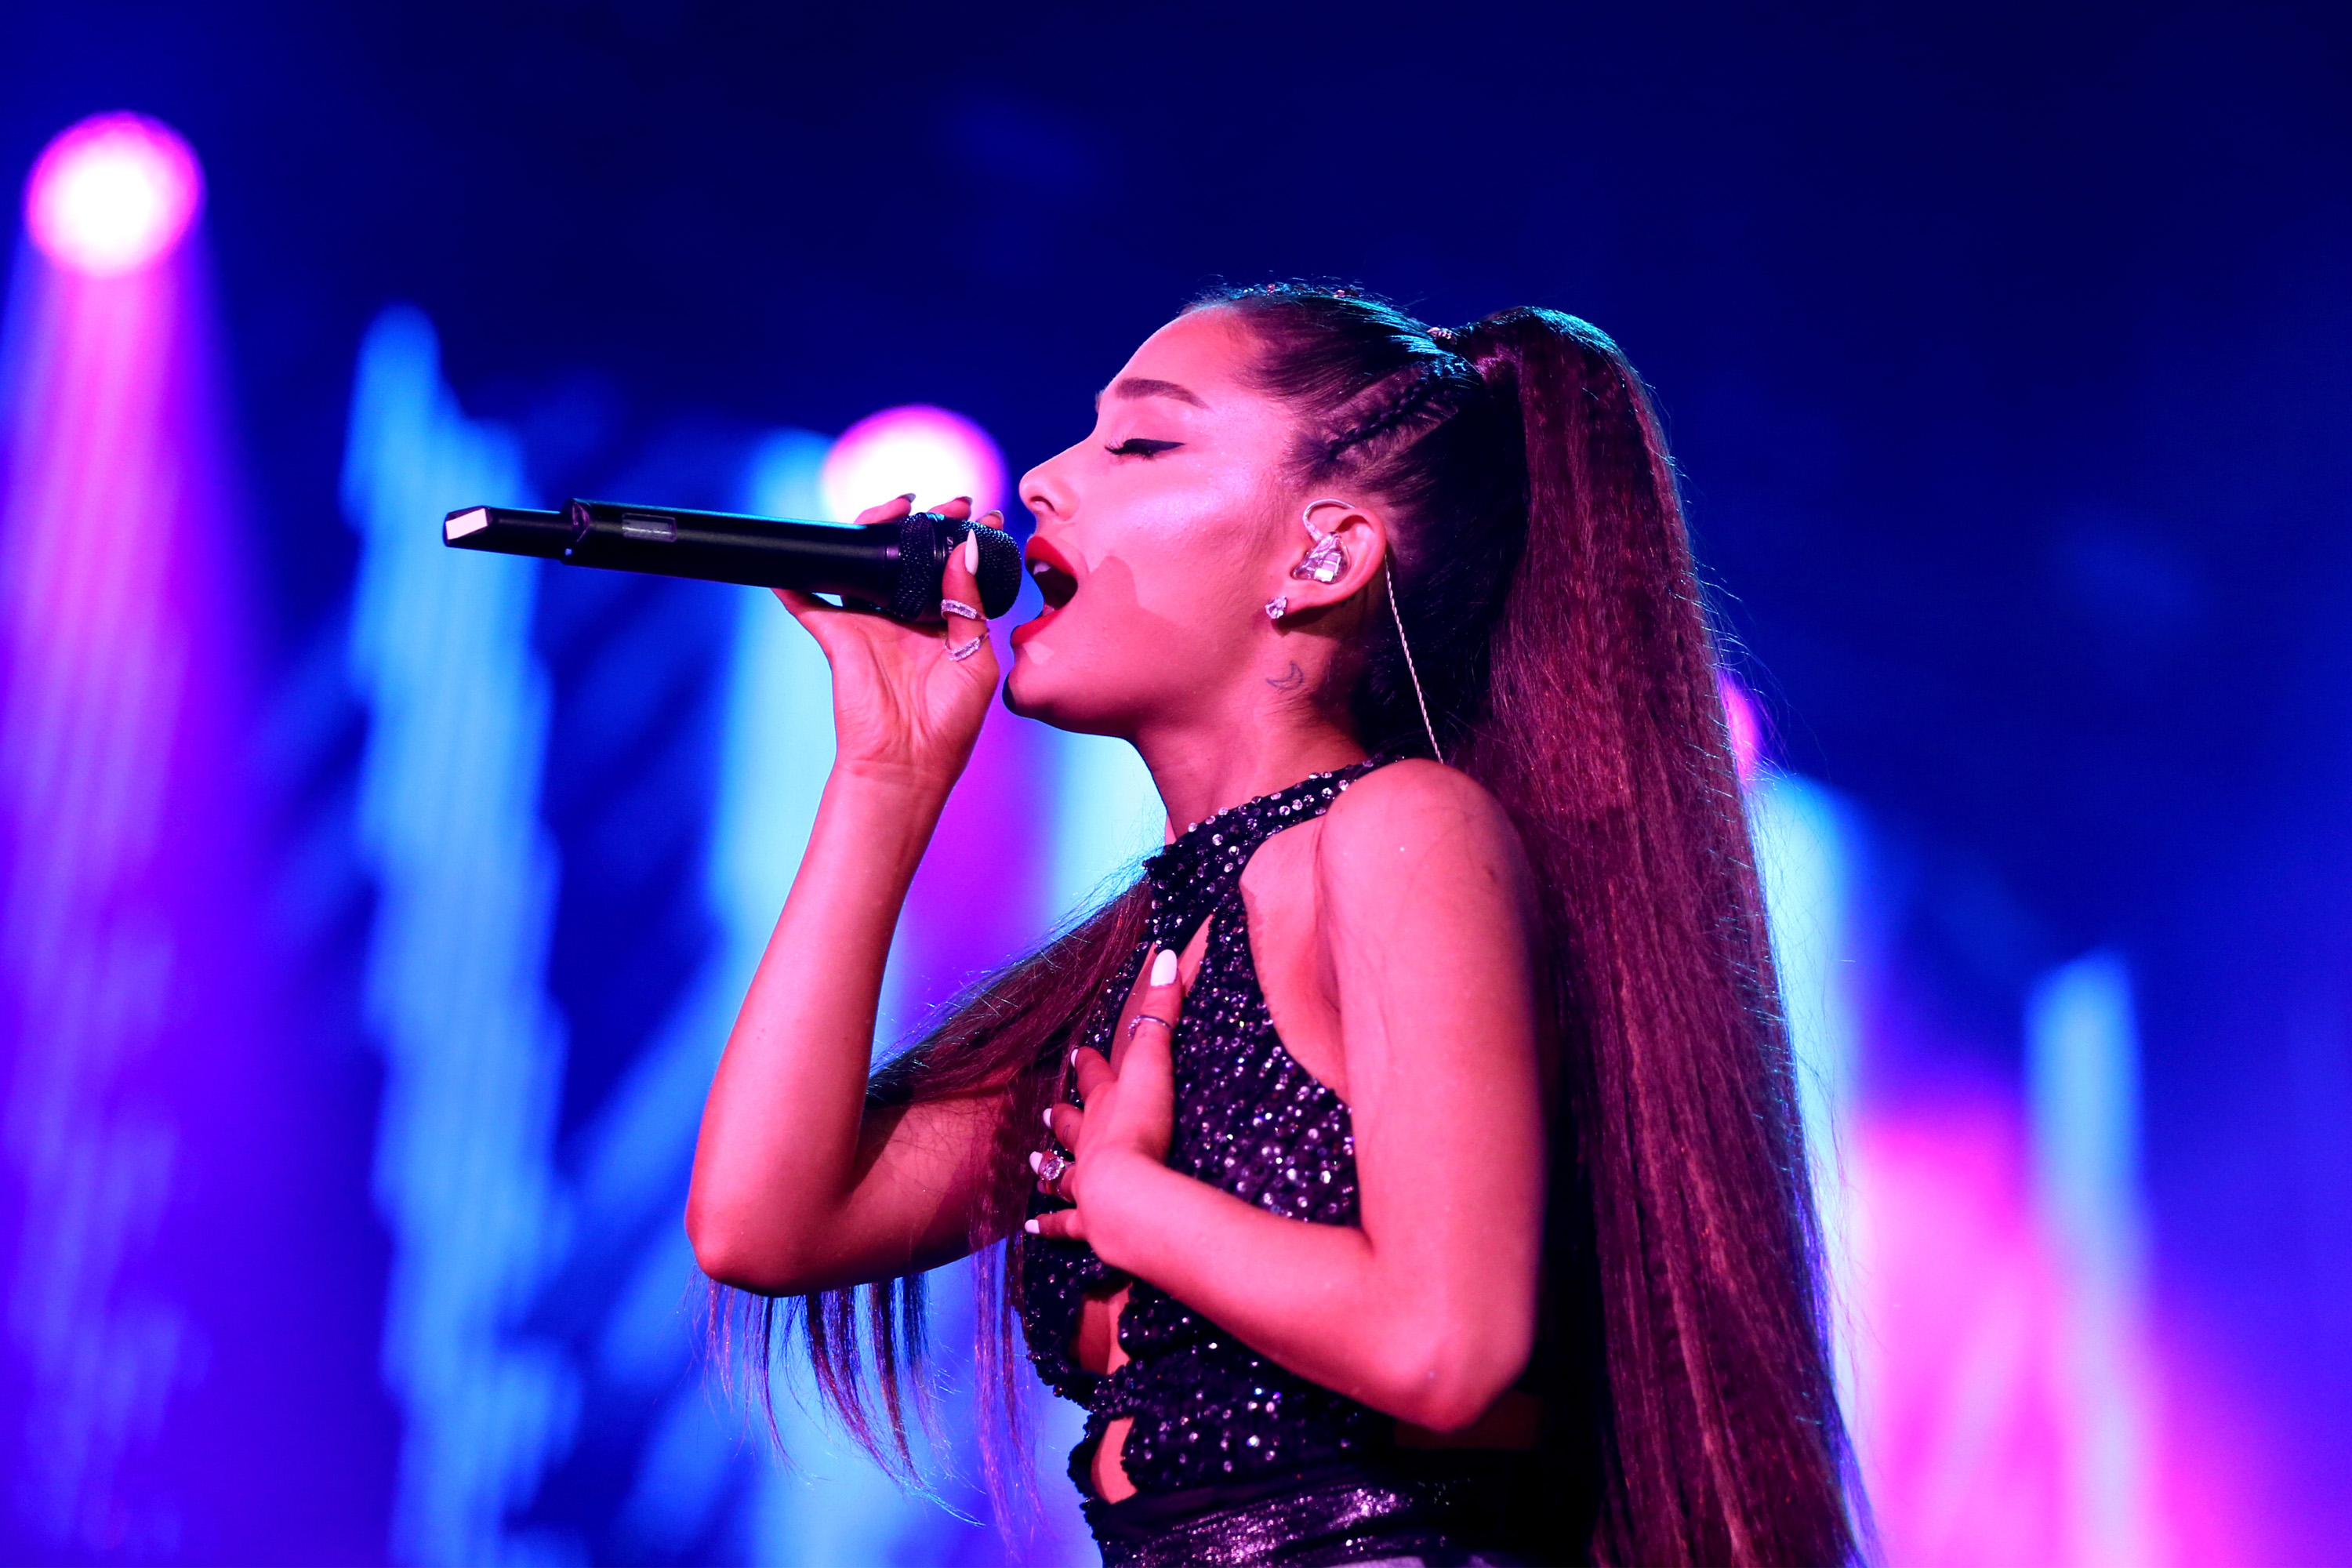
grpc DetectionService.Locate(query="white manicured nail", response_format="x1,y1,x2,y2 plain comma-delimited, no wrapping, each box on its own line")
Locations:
1029,1150,1044,1174
1044,1109,1056,1130
963,533,979,574
1149,948,1178,987
1022,1218,1040,1235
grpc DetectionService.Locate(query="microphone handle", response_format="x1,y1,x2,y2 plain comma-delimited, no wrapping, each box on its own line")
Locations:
441,500,1022,619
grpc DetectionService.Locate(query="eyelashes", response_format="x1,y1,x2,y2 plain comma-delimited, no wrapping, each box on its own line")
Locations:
1105,437,1185,459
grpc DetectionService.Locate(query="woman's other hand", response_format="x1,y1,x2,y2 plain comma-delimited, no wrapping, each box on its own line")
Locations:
1028,946,1183,1251
775,494,1000,789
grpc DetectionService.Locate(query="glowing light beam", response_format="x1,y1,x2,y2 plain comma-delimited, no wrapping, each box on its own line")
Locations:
818,405,1005,521
341,307,576,1566
24,114,203,278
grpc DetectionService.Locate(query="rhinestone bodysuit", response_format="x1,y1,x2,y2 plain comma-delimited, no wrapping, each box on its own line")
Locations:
1019,760,1393,1495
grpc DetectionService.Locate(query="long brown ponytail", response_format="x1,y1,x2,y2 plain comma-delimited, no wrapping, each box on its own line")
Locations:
1460,310,1852,1564
724,286,1856,1565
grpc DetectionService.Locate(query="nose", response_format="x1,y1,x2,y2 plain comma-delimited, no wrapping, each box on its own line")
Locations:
1020,441,1082,528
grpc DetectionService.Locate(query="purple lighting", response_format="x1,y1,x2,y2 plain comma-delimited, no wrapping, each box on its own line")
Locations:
24,114,203,278
24,114,202,277
819,404,1007,520
0,112,373,1560
1719,671,1764,785
1,112,227,1551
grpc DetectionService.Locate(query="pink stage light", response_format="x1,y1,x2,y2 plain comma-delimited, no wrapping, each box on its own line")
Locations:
1719,670,1764,785
819,404,1006,521
2,100,258,1550
24,113,204,278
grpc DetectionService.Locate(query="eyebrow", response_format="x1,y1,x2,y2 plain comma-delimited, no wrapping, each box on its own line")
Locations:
1095,376,1209,409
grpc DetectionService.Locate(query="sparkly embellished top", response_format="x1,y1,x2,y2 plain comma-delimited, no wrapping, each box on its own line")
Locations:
1019,760,1394,1495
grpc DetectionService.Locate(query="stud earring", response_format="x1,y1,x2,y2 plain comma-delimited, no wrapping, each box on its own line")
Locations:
1264,596,1288,620
1292,499,1349,584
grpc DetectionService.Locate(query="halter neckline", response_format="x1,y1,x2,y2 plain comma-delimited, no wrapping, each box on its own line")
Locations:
1142,758,1388,948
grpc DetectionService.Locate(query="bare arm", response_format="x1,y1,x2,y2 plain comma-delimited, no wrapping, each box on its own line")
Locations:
1036,762,1547,1430
688,498,1015,1295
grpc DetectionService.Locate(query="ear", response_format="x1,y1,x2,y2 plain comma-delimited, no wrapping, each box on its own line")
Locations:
1276,498,1388,617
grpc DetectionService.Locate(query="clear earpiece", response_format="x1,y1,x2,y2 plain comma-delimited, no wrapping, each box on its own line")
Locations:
1292,499,1349,584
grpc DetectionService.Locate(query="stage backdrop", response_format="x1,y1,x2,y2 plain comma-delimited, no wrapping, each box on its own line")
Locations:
0,52,2344,1563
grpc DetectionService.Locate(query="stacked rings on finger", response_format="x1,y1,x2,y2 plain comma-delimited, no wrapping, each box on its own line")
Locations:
1036,1150,1070,1185
947,633,988,662
939,598,982,620
1126,1012,1177,1040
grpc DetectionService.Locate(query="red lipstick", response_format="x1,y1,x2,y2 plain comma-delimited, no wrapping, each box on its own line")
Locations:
1014,536,1080,648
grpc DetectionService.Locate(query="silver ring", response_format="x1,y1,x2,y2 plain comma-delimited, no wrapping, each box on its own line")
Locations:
1036,1150,1070,1185
946,633,988,662
1126,1013,1177,1040
939,597,982,621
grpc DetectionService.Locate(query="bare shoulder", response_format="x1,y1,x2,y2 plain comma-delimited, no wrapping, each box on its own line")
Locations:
1315,760,1532,905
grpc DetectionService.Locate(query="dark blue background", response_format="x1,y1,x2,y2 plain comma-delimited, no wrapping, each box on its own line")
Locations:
3,2,2345,1558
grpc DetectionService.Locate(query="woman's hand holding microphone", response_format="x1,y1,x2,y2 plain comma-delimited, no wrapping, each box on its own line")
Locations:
773,489,1188,1265
691,492,1007,1291
775,493,1000,794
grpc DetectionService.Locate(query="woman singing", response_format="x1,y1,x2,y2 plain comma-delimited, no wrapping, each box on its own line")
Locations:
688,285,1855,1566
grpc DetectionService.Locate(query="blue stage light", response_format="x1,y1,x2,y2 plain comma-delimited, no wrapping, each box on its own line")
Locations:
340,307,576,1566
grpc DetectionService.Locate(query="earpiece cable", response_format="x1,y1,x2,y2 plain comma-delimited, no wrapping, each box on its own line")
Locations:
1386,561,1445,764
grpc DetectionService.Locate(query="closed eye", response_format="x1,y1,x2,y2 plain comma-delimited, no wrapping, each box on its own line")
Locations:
1105,437,1185,459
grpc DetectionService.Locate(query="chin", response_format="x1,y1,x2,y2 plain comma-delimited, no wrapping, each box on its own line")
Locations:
1001,659,1050,721
1004,649,1082,730
1004,639,1130,738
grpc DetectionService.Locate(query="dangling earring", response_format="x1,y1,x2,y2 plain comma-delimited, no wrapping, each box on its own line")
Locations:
1264,596,1288,620
1292,499,1349,584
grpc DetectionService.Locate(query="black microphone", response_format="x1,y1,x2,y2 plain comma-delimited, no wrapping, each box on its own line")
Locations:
441,499,1025,621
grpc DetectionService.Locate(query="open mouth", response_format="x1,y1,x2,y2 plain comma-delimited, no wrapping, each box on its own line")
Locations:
1012,538,1078,646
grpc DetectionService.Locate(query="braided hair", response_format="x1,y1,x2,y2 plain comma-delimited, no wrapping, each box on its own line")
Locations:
1189,285,1525,765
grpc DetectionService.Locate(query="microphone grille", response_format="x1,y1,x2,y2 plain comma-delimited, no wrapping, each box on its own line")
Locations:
889,512,1026,622
968,521,1023,619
